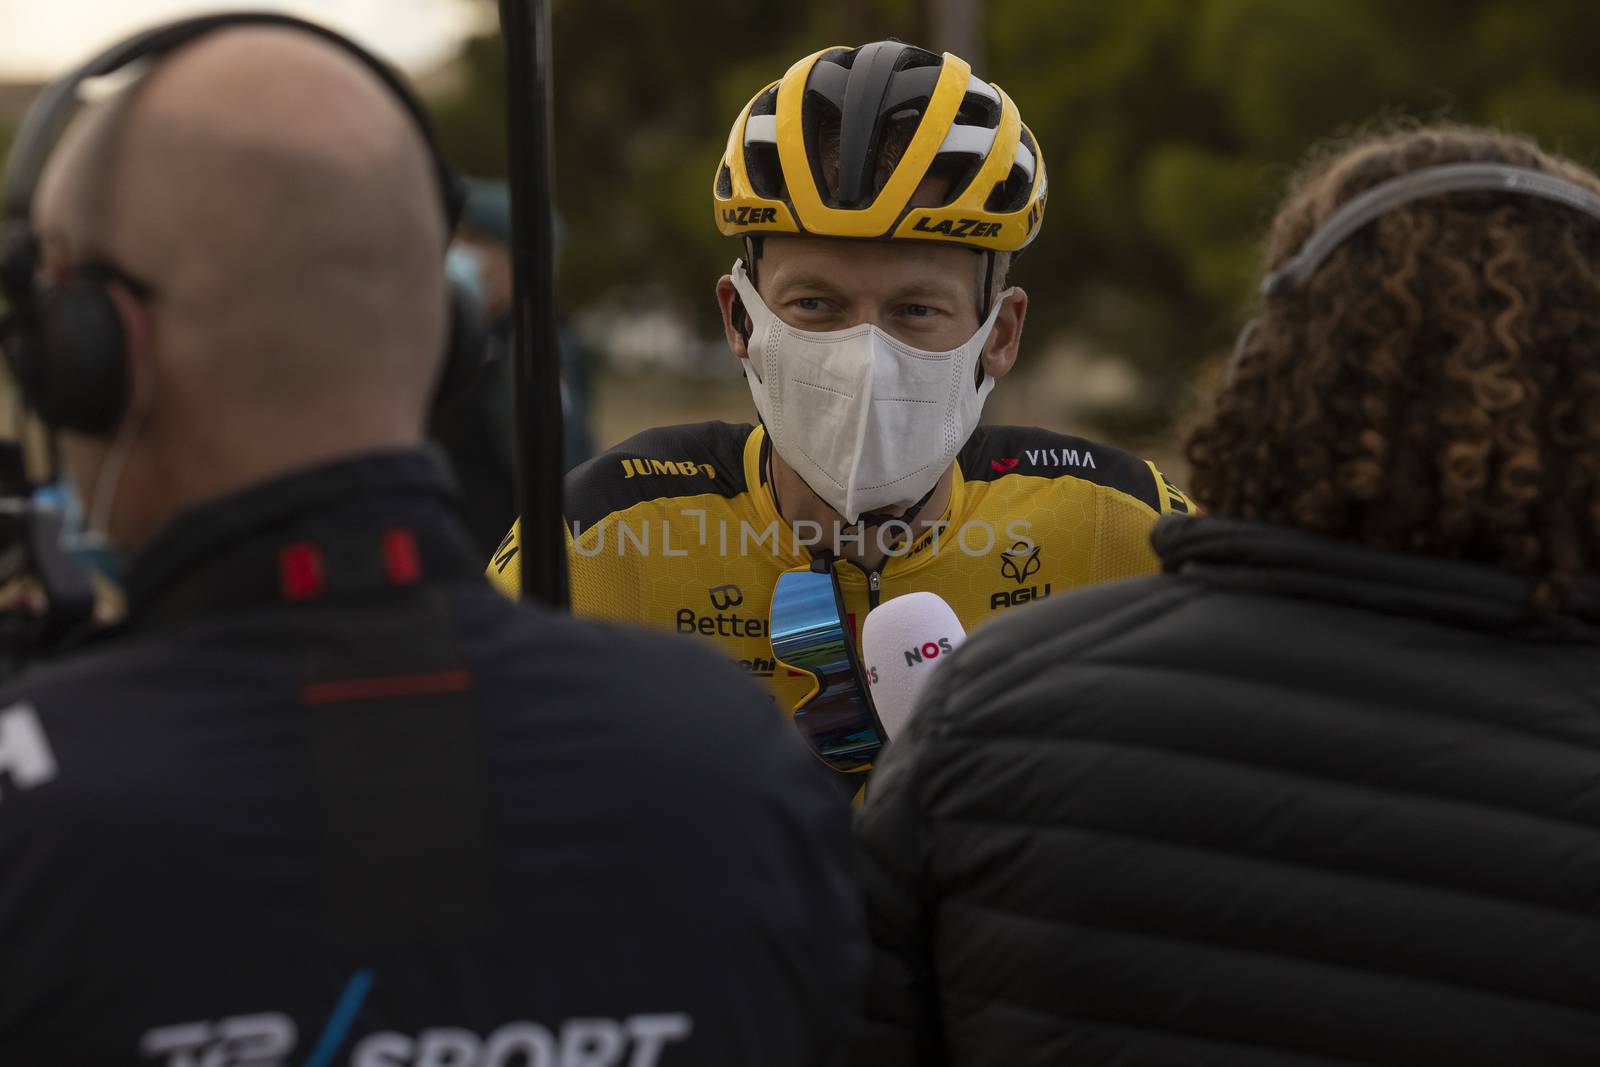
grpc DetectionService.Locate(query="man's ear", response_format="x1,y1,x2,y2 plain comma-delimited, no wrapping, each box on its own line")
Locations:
980,287,1027,379
103,279,156,419
715,274,751,361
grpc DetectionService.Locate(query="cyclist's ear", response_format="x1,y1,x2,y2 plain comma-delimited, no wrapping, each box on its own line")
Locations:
715,274,752,360
980,287,1027,380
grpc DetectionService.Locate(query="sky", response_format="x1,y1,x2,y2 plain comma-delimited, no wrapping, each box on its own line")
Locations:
0,0,487,79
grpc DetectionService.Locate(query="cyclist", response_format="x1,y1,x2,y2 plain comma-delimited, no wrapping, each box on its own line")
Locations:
492,40,1191,726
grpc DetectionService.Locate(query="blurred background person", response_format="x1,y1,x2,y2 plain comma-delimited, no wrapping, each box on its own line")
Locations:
433,176,595,557
0,18,862,1064
851,124,1600,1066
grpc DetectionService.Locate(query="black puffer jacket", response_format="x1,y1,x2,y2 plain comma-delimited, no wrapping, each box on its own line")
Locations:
853,515,1600,1066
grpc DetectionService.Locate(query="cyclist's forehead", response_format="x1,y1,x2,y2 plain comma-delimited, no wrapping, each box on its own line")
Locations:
758,234,977,301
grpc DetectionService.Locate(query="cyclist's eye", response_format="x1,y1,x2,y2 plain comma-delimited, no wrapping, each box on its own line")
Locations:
793,297,825,312
905,304,935,317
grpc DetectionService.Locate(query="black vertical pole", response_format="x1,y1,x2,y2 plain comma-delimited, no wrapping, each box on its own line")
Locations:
499,0,568,608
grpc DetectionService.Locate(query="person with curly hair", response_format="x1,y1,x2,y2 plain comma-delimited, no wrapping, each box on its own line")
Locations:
851,125,1600,1067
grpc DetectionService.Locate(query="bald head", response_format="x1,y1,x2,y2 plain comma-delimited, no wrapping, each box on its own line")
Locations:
35,26,452,549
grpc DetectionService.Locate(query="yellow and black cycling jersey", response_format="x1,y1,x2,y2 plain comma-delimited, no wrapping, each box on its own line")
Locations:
489,421,1192,708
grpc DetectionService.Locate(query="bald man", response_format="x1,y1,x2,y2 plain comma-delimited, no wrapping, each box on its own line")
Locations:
0,22,862,1067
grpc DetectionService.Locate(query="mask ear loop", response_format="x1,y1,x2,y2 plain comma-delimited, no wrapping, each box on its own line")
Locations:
731,236,764,349
977,250,996,321
973,250,997,389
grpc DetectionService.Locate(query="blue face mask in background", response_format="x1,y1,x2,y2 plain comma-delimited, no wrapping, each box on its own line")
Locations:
32,480,126,587
446,243,489,308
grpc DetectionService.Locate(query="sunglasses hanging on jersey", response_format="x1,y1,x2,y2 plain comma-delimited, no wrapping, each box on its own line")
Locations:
768,554,887,774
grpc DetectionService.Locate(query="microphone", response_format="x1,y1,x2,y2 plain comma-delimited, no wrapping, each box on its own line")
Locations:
862,591,967,741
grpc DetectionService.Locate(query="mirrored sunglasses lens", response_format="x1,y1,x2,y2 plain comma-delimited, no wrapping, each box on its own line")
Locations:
794,692,881,770
770,570,848,674
770,569,880,771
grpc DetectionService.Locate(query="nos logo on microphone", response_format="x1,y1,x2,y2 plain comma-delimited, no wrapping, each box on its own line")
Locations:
869,637,955,685
903,637,955,668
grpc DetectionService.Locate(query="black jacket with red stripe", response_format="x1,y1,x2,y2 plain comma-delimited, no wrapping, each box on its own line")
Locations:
0,450,863,1066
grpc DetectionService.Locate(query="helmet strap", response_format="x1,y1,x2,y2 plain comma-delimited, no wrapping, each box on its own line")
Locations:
744,235,765,282
978,249,996,320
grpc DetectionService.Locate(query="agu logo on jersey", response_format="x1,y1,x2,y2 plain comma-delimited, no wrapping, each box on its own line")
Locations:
1000,542,1041,585
991,541,1051,610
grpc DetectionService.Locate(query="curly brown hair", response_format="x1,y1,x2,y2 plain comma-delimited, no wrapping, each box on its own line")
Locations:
1186,125,1600,611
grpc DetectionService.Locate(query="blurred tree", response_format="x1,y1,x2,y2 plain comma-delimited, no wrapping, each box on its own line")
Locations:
989,0,1600,433
433,0,920,322
432,31,509,179
929,0,985,70
428,0,1600,438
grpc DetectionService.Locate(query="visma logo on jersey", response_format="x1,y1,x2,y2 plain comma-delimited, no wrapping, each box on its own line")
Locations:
991,448,1097,473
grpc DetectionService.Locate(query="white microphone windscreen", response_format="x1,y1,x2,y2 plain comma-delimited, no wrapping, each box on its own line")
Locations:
862,591,967,741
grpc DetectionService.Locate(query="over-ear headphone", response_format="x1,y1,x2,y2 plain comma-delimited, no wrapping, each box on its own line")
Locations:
1224,162,1600,386
0,11,483,436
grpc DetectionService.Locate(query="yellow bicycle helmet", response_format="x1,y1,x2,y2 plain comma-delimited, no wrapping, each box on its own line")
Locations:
713,40,1047,254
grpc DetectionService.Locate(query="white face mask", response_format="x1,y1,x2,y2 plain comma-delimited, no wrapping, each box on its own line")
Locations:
731,259,1008,524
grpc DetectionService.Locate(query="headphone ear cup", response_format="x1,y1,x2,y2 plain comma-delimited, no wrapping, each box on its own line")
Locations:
35,278,129,435
430,278,490,421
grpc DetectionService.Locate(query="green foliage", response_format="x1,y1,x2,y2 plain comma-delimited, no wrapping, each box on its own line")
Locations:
433,31,509,178
429,0,1600,434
